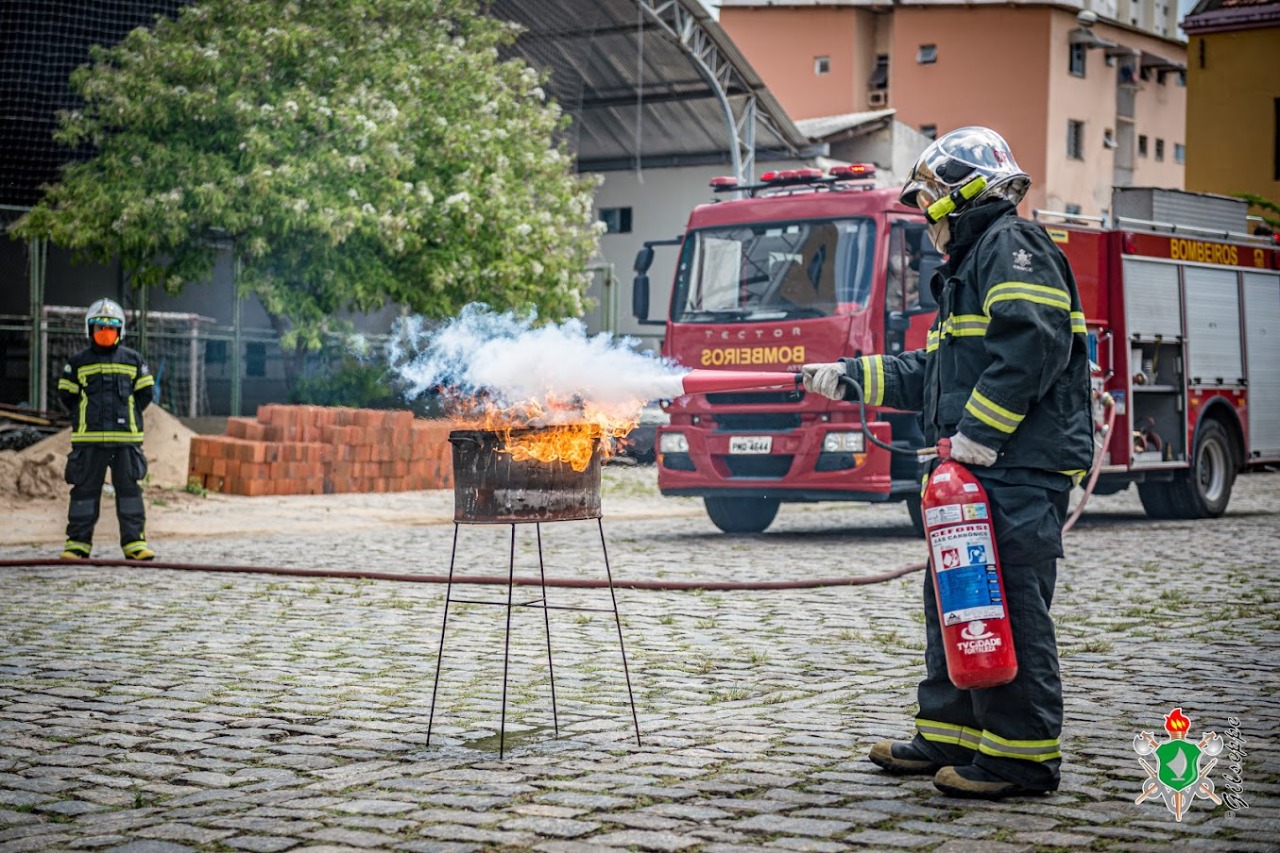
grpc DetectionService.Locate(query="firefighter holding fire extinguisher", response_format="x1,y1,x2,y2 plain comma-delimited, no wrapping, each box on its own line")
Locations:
803,127,1093,799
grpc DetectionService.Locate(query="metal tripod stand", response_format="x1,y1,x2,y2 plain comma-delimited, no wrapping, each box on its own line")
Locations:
426,516,641,758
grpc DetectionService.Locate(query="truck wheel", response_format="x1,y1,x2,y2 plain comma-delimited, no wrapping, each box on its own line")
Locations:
1138,420,1236,519
905,493,925,538
704,496,780,534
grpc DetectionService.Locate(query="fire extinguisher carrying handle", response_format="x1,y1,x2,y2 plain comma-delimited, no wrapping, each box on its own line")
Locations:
836,375,938,460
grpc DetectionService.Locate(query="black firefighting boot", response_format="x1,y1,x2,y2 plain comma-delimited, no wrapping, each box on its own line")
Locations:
933,764,1048,800
59,542,91,560
869,741,944,774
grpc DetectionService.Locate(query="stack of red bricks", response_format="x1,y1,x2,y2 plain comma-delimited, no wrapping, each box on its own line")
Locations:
187,405,454,496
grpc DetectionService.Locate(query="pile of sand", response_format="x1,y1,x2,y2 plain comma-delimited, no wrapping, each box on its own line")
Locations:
0,406,195,500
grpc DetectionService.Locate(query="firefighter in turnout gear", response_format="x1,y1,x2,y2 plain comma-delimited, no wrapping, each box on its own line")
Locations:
803,127,1093,798
56,299,156,561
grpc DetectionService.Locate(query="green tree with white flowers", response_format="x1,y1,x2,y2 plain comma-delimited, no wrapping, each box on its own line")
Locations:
14,0,600,381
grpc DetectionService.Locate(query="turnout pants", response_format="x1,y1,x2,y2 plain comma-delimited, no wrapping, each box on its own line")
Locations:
910,478,1069,791
64,445,149,556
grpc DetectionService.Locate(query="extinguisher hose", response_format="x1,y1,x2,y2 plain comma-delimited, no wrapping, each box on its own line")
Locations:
0,396,1115,592
1062,392,1117,534
839,376,1117,532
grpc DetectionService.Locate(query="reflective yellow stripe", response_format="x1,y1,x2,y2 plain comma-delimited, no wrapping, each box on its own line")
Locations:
1060,468,1087,485
1070,311,1087,335
127,395,137,434
984,281,1071,315
58,378,80,393
123,541,150,555
64,540,92,552
916,718,982,750
861,356,885,406
965,390,1024,434
978,730,1062,762
77,363,138,377
926,330,940,353
70,431,144,444
942,314,989,338
134,375,155,390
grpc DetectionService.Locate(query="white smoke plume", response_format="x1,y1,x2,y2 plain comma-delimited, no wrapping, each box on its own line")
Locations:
389,304,686,415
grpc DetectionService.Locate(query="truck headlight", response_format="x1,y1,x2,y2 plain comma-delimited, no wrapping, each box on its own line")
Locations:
822,431,865,453
659,432,689,454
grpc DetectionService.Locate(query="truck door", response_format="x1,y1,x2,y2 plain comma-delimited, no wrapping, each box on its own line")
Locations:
885,218,938,356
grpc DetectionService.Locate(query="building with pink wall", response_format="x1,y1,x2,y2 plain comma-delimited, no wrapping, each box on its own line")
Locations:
721,1,1187,219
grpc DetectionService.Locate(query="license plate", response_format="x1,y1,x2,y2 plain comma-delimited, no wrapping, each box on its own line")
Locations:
729,435,772,455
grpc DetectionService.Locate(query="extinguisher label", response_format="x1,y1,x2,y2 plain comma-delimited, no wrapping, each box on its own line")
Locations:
925,504,964,526
929,522,1005,625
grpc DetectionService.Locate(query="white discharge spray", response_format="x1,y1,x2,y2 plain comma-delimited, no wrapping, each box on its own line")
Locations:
389,305,687,414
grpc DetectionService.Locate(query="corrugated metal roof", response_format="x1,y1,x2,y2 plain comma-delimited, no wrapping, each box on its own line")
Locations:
489,0,810,172
794,109,896,141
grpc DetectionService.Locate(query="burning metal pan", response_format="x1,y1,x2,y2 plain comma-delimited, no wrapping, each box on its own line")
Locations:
449,428,602,523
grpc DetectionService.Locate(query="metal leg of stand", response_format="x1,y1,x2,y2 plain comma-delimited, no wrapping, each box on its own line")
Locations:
598,517,642,747
536,523,560,737
426,524,461,746
499,523,516,759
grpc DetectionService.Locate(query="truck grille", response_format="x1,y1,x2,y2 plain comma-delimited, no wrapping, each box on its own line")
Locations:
714,413,802,432
723,455,793,478
706,389,804,405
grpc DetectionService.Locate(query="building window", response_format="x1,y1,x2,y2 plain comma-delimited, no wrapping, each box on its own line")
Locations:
1069,44,1086,77
814,56,830,75
600,207,632,234
917,44,937,65
1155,138,1165,161
1174,143,1186,164
869,54,888,89
246,342,267,378
1138,135,1148,157
920,123,937,140
1176,70,1186,86
1065,203,1083,215
1104,128,1117,150
1067,120,1085,160
205,340,228,366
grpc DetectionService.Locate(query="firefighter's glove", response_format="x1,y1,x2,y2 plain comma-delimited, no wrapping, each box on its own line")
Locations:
950,432,998,467
802,362,851,401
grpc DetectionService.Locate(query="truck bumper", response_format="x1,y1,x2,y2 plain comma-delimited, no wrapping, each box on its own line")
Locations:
656,422,907,501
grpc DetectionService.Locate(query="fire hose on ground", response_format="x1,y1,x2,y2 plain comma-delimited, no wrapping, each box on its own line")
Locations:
0,381,1116,592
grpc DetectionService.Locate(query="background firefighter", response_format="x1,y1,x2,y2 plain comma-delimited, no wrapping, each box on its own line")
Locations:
56,298,156,561
802,126,1094,799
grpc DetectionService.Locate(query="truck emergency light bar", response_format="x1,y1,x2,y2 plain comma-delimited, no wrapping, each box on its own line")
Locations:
710,163,877,197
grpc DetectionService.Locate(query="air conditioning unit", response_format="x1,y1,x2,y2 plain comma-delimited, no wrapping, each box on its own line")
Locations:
868,90,889,108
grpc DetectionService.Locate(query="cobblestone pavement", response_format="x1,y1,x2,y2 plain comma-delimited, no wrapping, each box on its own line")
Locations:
1,467,1277,852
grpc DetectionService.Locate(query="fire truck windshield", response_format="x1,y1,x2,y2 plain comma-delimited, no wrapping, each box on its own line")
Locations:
671,218,876,323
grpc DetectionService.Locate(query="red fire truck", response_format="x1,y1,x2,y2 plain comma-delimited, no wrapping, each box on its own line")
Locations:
632,172,1280,533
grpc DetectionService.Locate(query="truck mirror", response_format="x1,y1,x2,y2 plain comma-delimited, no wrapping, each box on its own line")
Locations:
634,246,655,273
632,274,650,322
887,310,911,333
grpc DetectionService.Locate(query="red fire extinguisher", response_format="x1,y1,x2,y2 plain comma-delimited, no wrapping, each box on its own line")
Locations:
921,437,1018,689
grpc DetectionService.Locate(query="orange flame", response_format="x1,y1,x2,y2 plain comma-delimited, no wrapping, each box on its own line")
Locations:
1164,708,1191,738
453,393,641,473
